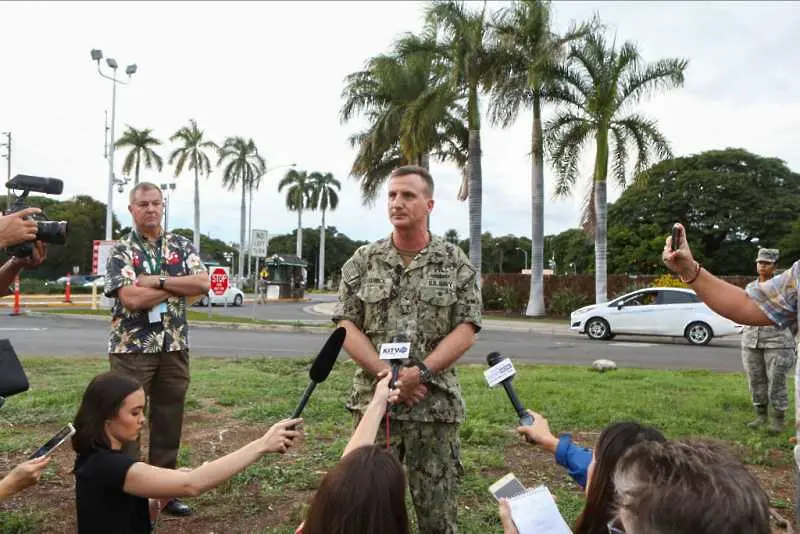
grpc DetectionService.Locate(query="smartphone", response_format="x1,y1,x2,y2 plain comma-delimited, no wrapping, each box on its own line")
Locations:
671,223,682,251
489,472,527,501
29,423,75,459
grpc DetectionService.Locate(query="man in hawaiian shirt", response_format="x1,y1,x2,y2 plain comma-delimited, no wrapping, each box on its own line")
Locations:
104,182,209,517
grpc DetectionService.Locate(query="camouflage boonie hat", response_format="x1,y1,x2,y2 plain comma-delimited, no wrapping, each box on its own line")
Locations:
756,248,779,263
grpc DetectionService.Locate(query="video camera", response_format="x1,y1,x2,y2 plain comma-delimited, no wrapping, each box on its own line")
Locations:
4,174,69,257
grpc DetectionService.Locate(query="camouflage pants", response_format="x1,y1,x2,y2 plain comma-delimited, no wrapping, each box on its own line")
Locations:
741,348,795,411
354,414,464,534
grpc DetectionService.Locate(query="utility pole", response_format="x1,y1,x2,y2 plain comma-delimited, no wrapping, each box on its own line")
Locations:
1,132,10,207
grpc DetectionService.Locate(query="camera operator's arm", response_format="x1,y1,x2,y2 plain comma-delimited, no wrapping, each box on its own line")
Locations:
0,208,40,249
0,242,47,297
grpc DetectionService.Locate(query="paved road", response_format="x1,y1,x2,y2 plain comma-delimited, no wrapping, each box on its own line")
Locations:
3,315,744,372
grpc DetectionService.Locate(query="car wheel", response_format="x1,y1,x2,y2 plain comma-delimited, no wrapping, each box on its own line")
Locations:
200,295,210,307
685,321,713,346
233,294,243,307
585,317,611,340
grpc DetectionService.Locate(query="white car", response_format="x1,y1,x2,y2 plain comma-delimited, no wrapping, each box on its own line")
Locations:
195,285,245,307
569,287,740,346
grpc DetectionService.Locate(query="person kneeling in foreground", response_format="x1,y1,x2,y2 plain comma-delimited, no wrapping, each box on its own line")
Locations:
299,370,407,534
610,440,771,534
72,371,301,534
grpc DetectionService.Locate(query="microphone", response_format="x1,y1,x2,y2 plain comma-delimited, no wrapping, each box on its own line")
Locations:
486,352,534,427
7,175,64,195
388,333,409,389
290,326,346,419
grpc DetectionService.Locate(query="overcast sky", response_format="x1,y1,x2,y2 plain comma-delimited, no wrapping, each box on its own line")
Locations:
1,1,798,247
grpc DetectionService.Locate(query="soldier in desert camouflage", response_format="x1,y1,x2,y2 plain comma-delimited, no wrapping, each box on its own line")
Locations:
740,248,796,434
333,165,482,534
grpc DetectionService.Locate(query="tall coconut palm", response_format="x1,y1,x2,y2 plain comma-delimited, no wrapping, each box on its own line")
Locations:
489,0,595,316
546,31,687,302
217,137,266,283
422,0,499,280
114,126,163,186
169,119,218,253
278,169,314,258
341,32,468,205
308,172,341,290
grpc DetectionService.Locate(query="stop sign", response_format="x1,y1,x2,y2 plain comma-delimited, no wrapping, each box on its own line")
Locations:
210,267,229,296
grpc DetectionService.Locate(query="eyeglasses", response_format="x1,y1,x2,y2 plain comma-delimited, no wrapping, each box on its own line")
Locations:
607,519,626,534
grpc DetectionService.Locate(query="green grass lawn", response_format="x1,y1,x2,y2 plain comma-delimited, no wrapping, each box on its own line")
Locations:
0,358,794,533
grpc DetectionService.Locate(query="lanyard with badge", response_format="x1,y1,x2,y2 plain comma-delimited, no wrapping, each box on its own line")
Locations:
133,232,167,323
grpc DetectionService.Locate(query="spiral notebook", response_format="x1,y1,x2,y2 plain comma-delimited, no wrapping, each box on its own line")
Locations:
506,485,572,534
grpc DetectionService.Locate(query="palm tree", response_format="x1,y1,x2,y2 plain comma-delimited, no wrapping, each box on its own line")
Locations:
546,31,687,302
444,228,460,245
217,137,266,283
114,126,163,186
341,32,468,205
423,0,499,280
308,172,341,290
278,169,314,259
489,0,595,316
169,119,218,253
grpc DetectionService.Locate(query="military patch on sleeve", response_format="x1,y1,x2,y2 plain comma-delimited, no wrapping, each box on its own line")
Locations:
341,260,362,286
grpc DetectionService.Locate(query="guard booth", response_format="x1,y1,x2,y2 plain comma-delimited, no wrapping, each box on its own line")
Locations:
262,254,308,300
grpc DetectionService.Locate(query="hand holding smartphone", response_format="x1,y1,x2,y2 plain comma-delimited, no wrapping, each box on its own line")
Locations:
489,472,527,501
29,423,75,459
671,223,682,251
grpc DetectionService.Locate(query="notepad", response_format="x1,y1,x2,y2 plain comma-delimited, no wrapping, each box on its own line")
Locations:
507,485,572,534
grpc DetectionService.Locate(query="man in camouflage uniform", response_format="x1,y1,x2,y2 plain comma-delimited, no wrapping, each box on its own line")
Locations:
104,182,209,516
333,165,482,534
740,248,796,434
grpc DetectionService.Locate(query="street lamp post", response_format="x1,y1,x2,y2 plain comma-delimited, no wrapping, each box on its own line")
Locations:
90,49,137,241
515,247,528,271
160,182,176,231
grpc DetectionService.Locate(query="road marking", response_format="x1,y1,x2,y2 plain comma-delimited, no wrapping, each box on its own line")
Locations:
0,327,47,331
610,342,656,348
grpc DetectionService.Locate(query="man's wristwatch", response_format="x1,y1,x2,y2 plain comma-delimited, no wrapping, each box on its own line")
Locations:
413,360,433,384
159,276,166,290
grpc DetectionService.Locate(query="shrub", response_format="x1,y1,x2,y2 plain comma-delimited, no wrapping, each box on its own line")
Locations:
651,273,689,289
547,287,592,317
482,280,525,312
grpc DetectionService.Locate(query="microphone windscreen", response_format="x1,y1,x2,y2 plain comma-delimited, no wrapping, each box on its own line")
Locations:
308,327,346,383
486,352,503,367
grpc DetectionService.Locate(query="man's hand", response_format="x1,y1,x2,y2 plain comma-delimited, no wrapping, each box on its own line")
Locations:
396,367,428,407
12,242,47,269
0,208,40,248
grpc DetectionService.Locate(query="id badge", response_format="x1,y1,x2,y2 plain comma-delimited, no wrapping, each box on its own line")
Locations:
148,302,167,323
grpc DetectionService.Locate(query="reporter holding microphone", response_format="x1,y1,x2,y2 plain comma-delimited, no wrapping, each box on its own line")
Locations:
72,371,301,534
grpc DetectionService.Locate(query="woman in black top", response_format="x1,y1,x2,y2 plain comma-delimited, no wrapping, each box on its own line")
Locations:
72,372,301,534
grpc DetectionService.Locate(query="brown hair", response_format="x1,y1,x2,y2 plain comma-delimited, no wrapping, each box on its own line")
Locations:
573,422,666,534
302,445,410,534
613,440,771,534
390,165,434,198
128,181,163,204
72,372,142,455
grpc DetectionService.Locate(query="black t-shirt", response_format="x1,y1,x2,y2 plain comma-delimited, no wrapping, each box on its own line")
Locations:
74,448,150,534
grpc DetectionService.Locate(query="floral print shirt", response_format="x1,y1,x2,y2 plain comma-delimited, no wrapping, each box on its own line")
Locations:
104,231,207,354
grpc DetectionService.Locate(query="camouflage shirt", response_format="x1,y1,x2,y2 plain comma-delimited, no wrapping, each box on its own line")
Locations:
105,231,207,354
741,279,795,349
333,234,482,424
